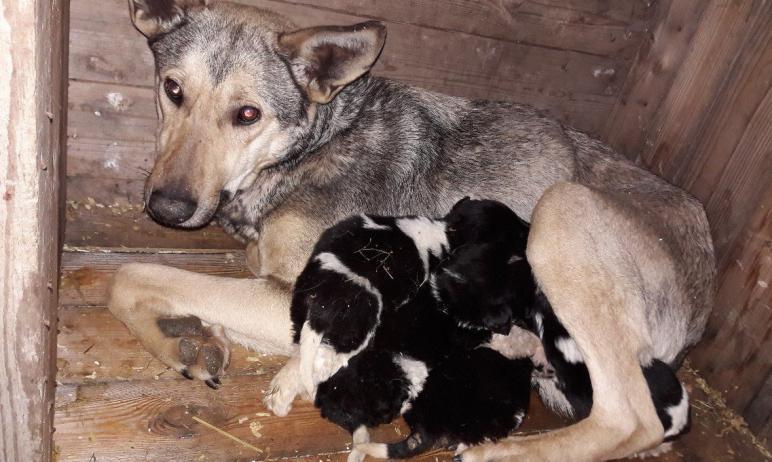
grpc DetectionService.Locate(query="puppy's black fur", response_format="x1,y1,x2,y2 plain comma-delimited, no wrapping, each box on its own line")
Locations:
315,348,410,433
290,213,426,352
395,348,532,458
293,199,535,458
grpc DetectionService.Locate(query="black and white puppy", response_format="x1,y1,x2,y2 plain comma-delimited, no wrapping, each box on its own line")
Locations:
444,201,692,447
289,198,538,394
324,346,532,459
289,199,541,459
528,291,691,449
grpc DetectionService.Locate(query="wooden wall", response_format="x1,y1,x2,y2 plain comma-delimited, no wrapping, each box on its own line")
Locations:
64,0,656,249
603,0,772,447
1,0,68,460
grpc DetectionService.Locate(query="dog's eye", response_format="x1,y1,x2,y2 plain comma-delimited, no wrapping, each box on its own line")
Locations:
236,106,261,125
164,78,183,104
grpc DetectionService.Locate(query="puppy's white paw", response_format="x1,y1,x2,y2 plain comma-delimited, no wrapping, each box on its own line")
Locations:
346,449,367,462
263,361,303,416
264,378,297,417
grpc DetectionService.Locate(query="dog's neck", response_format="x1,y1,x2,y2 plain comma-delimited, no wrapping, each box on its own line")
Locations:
286,76,375,163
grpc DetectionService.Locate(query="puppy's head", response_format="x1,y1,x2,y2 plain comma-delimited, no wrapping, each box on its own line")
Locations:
435,199,533,333
445,198,530,254
434,243,535,334
128,1,385,228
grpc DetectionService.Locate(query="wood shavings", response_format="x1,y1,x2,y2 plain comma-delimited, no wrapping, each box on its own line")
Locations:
249,420,263,439
684,362,772,459
192,416,263,454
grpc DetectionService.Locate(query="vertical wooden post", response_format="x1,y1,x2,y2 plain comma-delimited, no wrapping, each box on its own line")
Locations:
0,0,68,460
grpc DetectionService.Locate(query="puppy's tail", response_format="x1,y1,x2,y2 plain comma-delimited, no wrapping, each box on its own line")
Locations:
355,430,432,459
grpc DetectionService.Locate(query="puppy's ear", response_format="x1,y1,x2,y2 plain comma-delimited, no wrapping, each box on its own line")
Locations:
451,196,471,209
128,0,207,39
278,21,386,104
445,196,471,224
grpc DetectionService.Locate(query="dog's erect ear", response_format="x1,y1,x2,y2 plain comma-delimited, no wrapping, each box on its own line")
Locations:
128,0,207,39
278,21,386,104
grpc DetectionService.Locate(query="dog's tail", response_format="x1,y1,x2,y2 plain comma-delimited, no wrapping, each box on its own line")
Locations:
355,430,433,459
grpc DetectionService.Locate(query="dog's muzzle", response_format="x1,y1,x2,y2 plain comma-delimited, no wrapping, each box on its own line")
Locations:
146,188,198,227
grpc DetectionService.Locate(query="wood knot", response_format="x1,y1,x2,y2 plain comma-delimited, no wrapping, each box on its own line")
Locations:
150,404,227,439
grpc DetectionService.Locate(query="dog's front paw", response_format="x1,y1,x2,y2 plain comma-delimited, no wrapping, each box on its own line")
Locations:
156,317,231,388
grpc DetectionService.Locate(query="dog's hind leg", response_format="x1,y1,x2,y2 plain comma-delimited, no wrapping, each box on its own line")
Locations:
457,183,673,461
108,263,295,383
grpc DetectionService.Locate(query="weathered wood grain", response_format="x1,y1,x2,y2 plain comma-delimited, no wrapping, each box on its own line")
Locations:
638,1,770,185
69,0,639,89
52,364,770,462
679,14,772,268
691,185,772,444
59,249,252,307
54,374,564,462
602,0,708,160
745,372,772,448
262,0,650,57
0,0,68,460
604,0,772,448
64,177,241,249
66,80,156,180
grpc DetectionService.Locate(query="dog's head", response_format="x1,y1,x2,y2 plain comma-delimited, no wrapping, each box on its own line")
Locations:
434,198,534,333
128,0,385,227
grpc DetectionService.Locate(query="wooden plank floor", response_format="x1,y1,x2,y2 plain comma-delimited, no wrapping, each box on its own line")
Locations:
53,247,772,461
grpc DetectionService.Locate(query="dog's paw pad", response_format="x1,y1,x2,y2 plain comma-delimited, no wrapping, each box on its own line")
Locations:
156,317,231,385
202,344,225,376
178,337,201,366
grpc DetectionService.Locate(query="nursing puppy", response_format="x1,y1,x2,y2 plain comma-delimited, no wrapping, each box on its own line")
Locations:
284,198,540,400
529,291,691,451
322,347,532,460
282,199,539,459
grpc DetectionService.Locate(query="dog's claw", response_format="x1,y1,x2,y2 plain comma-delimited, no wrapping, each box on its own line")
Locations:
212,377,221,385
181,368,194,380
205,379,220,390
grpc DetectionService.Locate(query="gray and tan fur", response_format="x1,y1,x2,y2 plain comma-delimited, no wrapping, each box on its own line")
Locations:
109,1,716,460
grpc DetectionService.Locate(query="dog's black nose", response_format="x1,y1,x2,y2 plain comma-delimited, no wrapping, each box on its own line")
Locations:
147,188,197,227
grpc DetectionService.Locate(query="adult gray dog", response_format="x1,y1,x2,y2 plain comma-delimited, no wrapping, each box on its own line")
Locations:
109,1,716,460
